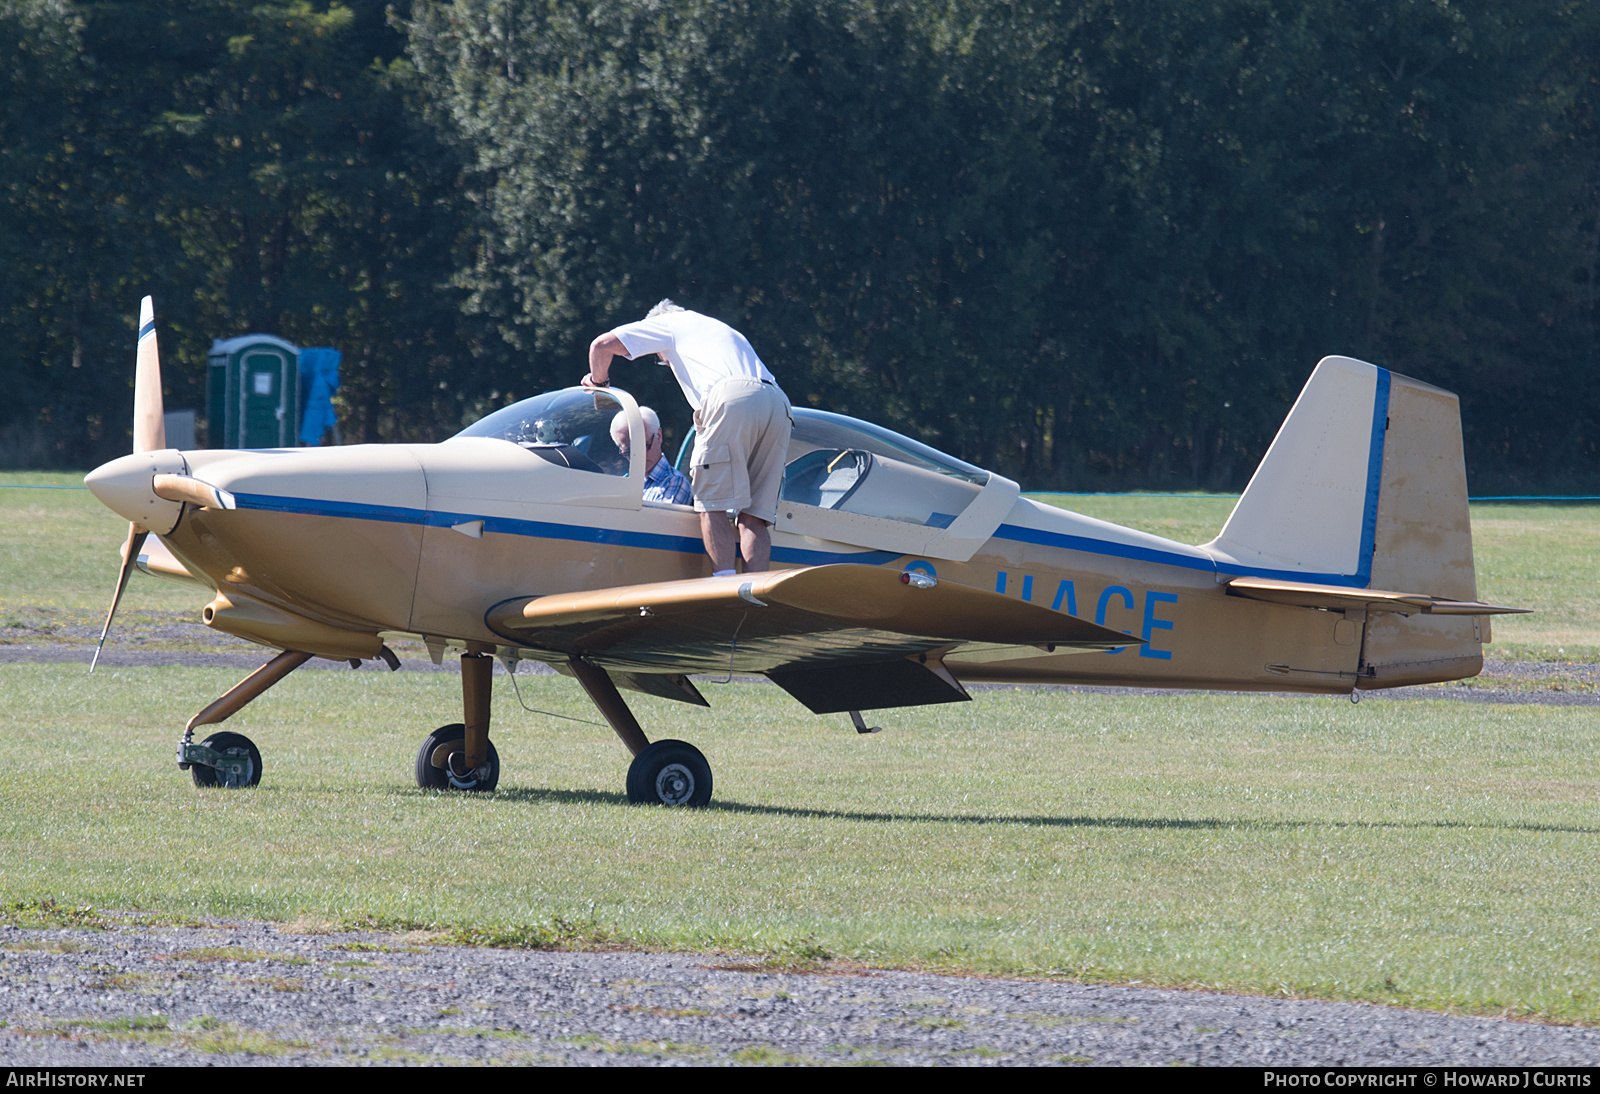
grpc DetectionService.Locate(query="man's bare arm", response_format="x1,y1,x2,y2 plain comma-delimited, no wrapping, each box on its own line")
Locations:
584,332,629,386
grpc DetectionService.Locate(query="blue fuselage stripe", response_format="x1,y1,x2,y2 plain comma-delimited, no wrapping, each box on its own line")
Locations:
229,493,896,565
233,493,422,524
233,451,1389,591
992,524,1216,573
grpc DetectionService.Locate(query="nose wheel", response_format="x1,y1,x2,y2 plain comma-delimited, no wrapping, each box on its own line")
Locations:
415,723,501,792
626,739,712,807
188,731,263,789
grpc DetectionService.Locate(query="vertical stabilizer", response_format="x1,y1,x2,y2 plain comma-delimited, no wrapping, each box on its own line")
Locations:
1205,356,1386,584
1204,355,1484,687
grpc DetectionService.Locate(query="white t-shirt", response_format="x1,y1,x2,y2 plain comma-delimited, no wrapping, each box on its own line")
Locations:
612,310,776,412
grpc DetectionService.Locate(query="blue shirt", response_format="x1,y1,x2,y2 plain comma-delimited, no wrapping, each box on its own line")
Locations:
643,456,693,505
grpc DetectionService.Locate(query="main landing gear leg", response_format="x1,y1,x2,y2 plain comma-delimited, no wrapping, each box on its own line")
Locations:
415,652,501,791
567,658,713,808
459,652,493,779
178,648,312,788
567,658,649,756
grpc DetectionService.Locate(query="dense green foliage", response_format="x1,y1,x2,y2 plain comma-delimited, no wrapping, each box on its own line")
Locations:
0,0,472,462
3,0,1597,488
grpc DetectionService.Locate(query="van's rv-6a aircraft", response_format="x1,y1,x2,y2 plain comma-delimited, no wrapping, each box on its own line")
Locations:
85,298,1525,804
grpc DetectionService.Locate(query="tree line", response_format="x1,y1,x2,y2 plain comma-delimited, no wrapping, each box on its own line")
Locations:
3,0,1596,491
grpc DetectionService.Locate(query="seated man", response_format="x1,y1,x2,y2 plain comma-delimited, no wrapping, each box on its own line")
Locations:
611,407,692,505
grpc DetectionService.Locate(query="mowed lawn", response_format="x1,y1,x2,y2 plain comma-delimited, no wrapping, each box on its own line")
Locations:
2,476,1599,1020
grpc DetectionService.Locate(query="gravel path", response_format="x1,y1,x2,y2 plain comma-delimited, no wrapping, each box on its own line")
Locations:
2,915,1598,1066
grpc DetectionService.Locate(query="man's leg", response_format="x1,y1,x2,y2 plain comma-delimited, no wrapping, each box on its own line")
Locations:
736,513,772,572
700,511,739,573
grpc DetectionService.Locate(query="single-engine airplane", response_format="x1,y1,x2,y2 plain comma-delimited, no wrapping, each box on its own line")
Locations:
85,297,1526,804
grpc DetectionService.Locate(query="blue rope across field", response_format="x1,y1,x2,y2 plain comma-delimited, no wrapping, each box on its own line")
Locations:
1024,492,1600,502
4,483,1599,502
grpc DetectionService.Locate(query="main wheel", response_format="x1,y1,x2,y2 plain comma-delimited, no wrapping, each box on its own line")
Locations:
190,731,262,789
625,739,712,807
414,723,500,792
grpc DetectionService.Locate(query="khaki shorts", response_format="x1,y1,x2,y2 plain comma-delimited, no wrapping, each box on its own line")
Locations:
689,379,792,523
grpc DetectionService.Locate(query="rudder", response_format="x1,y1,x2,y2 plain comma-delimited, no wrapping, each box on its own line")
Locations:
1359,369,1483,686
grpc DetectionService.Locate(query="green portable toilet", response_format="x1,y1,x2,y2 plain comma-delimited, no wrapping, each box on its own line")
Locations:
206,335,300,448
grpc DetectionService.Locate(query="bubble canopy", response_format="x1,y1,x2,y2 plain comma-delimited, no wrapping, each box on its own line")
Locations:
457,392,985,487
453,388,638,476
786,408,988,486
453,390,989,529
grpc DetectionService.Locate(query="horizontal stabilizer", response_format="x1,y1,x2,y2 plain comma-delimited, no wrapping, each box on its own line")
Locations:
1226,576,1529,617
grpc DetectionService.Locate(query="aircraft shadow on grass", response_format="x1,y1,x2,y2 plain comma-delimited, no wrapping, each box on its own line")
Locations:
458,787,1600,835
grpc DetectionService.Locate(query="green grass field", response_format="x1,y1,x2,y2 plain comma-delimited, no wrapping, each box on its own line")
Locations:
3,475,1599,1021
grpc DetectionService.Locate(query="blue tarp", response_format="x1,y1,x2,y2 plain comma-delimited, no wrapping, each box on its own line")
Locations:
298,347,341,446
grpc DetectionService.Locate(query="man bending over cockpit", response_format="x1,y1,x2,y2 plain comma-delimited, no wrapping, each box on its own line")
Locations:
585,300,791,574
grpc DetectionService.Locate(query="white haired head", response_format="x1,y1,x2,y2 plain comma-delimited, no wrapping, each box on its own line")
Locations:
645,299,685,319
611,406,661,445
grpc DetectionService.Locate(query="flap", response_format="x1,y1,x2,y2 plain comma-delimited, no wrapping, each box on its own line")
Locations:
486,564,1137,676
1226,576,1530,616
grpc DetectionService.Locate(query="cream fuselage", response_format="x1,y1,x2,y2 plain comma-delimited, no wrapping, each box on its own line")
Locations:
112,441,1472,697
87,365,1492,698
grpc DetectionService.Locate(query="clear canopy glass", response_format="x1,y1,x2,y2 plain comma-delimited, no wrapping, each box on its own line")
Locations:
453,390,991,531
453,388,631,475
786,409,987,485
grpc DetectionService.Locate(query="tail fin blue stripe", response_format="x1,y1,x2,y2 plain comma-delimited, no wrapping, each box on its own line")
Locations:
1356,369,1391,586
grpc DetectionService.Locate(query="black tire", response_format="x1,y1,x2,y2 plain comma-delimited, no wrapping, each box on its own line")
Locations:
414,723,500,792
625,739,712,807
190,731,262,789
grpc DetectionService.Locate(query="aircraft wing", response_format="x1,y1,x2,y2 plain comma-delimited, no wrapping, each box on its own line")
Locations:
486,564,1137,713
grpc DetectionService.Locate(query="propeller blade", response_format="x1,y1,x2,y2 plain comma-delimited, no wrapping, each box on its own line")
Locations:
90,523,148,674
133,295,165,454
91,296,168,673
